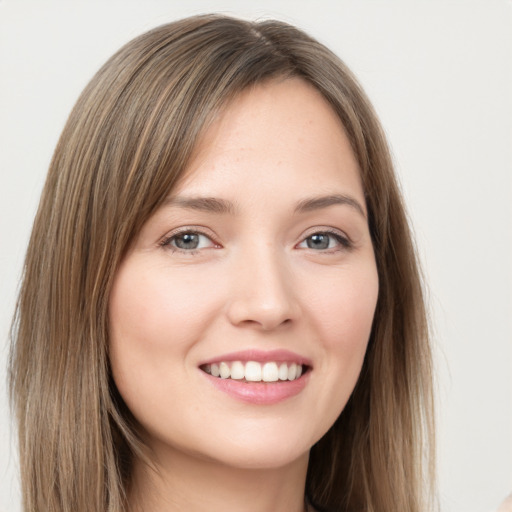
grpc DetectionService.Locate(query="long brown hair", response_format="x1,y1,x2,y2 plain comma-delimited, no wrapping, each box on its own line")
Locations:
9,14,435,512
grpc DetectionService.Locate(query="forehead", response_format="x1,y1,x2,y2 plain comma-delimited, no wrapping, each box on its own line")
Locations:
172,77,364,206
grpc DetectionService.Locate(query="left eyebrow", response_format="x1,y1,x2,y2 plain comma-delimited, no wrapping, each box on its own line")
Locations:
161,196,237,215
294,194,366,218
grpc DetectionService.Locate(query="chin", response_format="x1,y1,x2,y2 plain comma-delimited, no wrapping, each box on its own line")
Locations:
205,442,310,471
192,419,319,470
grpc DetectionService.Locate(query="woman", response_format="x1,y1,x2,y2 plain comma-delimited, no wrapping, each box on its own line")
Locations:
9,14,435,512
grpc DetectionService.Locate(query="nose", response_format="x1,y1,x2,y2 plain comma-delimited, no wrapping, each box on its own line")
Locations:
226,245,301,331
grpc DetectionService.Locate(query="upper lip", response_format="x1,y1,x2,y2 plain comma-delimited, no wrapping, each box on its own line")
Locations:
198,349,312,367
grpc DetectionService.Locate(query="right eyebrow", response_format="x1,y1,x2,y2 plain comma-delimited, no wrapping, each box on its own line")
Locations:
161,196,237,215
294,194,366,219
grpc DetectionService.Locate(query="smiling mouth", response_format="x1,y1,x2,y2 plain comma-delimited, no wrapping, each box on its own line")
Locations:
200,361,308,382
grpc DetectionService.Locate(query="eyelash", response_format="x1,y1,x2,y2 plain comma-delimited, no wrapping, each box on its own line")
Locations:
160,228,219,254
159,228,352,254
298,229,352,252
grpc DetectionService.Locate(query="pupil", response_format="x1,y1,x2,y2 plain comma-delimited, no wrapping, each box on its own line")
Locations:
176,233,199,250
308,234,329,249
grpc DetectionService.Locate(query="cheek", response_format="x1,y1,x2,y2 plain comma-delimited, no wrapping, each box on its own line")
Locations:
301,261,378,423
107,260,221,433
306,263,379,350
109,262,215,354
107,261,219,406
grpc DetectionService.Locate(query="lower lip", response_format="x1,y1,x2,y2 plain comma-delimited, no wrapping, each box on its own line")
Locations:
201,372,310,405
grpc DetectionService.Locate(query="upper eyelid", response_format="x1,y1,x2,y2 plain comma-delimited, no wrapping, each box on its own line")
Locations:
296,228,354,252
171,232,215,250
299,226,351,242
158,225,352,248
159,226,218,244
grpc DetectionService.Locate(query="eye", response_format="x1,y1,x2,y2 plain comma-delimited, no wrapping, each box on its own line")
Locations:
162,230,217,252
297,231,350,251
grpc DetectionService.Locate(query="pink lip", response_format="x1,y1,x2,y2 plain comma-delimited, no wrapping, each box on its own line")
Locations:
201,371,310,405
199,349,312,367
198,349,312,405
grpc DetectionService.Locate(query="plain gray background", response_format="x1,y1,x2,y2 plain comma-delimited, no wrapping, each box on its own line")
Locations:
1,1,511,511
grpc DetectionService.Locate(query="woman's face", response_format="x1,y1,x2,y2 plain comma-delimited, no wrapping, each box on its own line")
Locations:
109,78,379,470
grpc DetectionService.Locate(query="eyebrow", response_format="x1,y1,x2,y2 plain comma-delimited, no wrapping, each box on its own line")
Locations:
294,194,366,218
162,196,237,214
162,193,366,218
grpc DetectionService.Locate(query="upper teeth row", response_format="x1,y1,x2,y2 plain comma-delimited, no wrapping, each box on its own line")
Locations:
203,361,303,382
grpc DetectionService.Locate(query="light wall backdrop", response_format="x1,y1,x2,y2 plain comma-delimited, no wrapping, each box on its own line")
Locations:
1,1,511,511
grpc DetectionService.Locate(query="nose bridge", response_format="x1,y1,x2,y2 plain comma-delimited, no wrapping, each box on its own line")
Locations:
226,240,299,330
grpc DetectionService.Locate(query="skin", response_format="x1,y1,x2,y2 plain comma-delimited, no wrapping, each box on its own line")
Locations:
109,77,379,512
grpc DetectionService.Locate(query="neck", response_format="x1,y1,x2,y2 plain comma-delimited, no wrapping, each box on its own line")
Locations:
128,446,309,512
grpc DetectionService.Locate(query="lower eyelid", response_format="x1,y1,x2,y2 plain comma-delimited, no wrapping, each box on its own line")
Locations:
298,231,351,250
160,230,218,251
159,228,352,253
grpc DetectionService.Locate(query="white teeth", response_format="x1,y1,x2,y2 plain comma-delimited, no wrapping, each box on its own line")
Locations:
262,362,279,382
203,361,305,382
230,361,245,380
278,363,288,381
288,363,297,380
245,361,262,382
219,362,230,379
